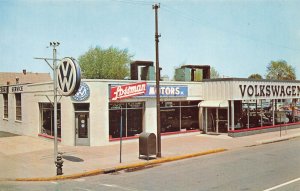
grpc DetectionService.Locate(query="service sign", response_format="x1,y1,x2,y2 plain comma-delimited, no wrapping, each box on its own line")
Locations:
141,85,188,97
110,82,147,101
72,82,90,101
0,86,8,94
11,85,23,93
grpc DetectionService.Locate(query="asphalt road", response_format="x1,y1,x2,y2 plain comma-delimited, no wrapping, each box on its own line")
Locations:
1,137,300,191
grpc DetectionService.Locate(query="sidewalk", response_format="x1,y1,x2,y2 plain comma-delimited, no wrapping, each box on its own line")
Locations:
1,127,300,181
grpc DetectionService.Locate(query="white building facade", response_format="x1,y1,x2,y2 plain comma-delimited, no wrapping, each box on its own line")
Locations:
1,78,300,146
0,79,203,146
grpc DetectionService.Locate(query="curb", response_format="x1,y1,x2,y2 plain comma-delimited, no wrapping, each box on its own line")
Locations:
13,148,227,182
258,133,300,145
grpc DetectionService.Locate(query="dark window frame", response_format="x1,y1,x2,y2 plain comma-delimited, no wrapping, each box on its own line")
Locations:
3,94,8,119
15,93,22,121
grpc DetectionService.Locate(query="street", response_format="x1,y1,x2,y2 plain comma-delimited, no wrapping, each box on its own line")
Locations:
1,137,300,191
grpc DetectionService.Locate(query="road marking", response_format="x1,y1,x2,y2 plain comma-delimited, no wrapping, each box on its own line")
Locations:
263,177,300,191
74,178,85,182
99,183,139,191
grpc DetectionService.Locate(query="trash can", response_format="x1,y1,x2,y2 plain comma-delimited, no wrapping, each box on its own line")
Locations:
139,132,156,160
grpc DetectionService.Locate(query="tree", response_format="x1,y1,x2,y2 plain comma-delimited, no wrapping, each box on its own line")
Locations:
248,73,263,80
210,67,220,79
265,60,296,80
265,60,297,122
78,46,132,79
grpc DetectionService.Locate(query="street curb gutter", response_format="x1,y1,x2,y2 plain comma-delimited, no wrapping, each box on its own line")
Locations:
14,148,227,182
257,133,300,145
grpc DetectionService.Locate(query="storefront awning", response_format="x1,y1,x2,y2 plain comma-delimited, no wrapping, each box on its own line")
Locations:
198,100,228,108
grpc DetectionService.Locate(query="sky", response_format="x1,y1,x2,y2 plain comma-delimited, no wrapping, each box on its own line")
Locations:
1,0,300,80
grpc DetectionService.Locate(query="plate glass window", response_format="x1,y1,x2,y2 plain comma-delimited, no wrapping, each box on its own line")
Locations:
40,103,61,138
3,94,8,119
109,102,144,139
15,93,22,121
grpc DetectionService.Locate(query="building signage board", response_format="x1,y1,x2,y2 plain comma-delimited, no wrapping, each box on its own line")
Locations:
140,85,188,98
11,85,23,93
57,57,81,96
110,82,147,101
72,82,90,101
239,84,300,99
0,86,8,94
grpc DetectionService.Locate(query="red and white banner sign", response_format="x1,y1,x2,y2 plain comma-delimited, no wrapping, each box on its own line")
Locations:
110,82,147,101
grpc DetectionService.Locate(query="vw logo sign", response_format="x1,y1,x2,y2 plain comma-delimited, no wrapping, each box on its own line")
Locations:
72,82,90,101
57,57,81,96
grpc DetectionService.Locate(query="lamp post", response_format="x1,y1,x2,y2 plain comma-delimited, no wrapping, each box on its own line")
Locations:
49,42,63,175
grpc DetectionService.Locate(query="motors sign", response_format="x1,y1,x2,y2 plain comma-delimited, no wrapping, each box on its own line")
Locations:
141,85,188,97
57,57,81,96
110,82,147,101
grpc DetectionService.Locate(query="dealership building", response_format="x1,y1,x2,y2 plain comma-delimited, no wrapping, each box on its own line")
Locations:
1,66,300,146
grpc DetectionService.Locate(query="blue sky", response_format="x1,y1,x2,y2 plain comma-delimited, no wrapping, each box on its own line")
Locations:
1,0,300,79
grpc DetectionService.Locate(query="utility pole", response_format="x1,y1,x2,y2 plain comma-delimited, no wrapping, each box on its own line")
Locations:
50,42,59,162
153,3,161,158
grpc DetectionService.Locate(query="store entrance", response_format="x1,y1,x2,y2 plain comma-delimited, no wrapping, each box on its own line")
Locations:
206,108,228,134
75,112,89,146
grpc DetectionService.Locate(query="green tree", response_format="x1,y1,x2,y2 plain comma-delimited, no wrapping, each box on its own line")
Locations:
265,60,296,80
78,46,132,79
248,73,263,80
210,67,220,79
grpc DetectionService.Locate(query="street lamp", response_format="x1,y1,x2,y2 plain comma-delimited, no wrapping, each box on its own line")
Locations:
49,41,64,175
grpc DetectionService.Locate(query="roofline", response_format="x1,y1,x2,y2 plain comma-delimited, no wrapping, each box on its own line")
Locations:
203,78,300,83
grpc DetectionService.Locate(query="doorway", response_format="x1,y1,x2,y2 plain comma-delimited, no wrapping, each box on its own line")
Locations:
75,112,89,146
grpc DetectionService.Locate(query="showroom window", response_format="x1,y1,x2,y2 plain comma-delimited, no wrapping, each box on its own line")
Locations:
109,102,144,139
160,101,200,133
40,103,61,138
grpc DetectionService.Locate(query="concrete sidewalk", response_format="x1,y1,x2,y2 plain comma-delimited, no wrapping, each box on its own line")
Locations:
1,127,300,181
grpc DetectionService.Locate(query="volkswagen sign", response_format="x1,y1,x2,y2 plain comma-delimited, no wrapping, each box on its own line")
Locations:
57,57,81,96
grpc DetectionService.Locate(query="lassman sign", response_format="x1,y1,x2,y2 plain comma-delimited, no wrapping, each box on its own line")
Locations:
240,84,300,98
110,82,147,101
57,57,81,96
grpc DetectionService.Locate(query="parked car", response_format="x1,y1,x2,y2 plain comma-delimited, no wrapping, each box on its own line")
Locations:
181,116,199,130
238,112,271,128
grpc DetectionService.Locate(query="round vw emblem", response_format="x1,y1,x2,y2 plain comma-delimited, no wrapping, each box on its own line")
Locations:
72,82,90,101
57,57,81,96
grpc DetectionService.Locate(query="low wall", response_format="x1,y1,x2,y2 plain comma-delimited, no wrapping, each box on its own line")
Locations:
228,123,300,137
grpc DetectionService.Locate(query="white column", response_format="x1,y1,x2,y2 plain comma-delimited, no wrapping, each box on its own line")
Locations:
231,100,235,131
272,99,275,126
205,108,208,133
247,100,250,129
216,108,219,133
260,99,263,127
227,101,230,132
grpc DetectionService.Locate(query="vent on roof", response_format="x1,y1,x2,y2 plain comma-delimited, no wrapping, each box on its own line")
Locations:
23,69,26,75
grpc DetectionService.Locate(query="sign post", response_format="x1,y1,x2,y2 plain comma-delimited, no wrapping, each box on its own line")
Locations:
110,82,147,163
35,42,81,176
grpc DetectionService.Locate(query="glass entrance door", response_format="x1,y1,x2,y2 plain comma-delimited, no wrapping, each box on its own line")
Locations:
75,112,89,146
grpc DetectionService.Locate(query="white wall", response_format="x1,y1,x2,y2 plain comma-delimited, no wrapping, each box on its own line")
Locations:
0,79,204,146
